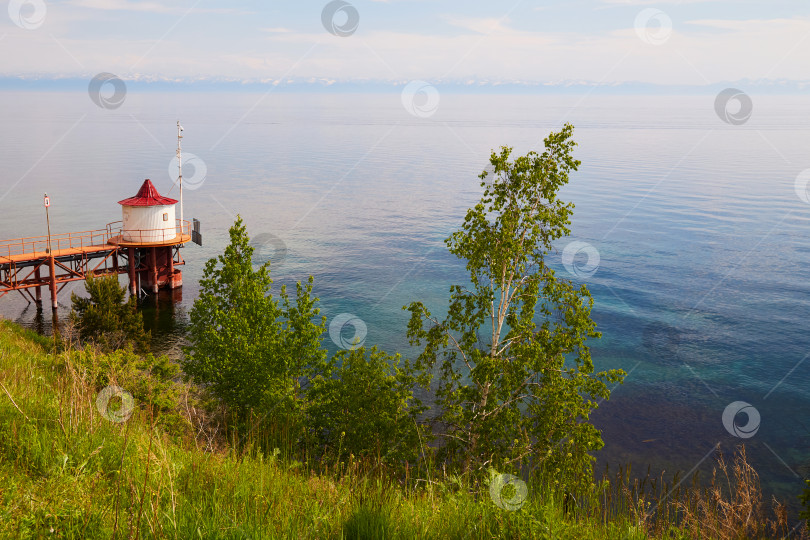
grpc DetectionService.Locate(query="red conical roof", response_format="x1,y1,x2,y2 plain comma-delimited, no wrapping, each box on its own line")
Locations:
118,179,178,207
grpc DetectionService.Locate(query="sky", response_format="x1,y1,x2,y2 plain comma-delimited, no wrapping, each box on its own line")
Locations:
0,0,808,89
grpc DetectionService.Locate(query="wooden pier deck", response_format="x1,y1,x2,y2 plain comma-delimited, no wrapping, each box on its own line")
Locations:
0,243,118,266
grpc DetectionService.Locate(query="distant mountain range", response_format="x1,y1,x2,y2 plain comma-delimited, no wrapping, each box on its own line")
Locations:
1,76,808,94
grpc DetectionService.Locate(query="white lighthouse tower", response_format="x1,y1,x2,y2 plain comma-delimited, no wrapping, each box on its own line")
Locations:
118,179,178,244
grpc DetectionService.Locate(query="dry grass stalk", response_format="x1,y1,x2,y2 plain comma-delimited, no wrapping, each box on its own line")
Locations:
671,446,807,539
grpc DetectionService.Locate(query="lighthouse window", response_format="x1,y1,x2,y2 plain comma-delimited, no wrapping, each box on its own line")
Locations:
163,213,168,221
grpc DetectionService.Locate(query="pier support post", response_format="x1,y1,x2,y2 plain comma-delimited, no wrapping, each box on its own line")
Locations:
150,247,158,294
48,255,57,311
127,247,137,297
34,266,42,309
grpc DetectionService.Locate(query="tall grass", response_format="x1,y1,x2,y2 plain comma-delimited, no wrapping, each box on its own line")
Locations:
0,318,806,538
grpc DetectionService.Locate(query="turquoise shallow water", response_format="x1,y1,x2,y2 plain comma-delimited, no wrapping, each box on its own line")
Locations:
1,91,808,512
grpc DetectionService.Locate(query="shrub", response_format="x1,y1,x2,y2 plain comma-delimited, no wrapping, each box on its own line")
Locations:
69,273,149,353
182,217,326,428
66,346,186,434
305,347,427,468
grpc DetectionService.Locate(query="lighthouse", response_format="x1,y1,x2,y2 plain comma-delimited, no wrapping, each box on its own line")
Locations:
111,179,190,295
118,179,178,244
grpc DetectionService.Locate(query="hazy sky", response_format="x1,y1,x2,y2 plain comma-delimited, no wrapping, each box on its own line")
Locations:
1,0,808,86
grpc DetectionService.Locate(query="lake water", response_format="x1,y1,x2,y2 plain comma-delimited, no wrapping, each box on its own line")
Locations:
1,91,808,514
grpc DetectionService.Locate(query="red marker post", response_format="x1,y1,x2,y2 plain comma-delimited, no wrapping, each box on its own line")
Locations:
43,193,58,313
44,193,52,253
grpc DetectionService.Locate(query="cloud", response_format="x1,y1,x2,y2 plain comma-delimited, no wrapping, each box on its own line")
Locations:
444,17,512,35
599,0,718,4
69,0,245,15
70,0,173,13
685,17,808,31
1,5,808,87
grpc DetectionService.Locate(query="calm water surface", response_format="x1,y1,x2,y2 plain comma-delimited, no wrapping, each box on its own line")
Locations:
1,91,808,512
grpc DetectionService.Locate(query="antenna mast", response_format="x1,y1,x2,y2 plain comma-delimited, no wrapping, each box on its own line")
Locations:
176,121,184,234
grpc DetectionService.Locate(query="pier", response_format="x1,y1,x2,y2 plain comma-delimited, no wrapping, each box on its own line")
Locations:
0,220,191,310
1,123,199,312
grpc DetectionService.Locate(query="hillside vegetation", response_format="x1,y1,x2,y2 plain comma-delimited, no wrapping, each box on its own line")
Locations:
0,320,805,538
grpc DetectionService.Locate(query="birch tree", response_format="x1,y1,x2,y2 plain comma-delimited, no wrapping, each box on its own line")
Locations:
405,124,625,486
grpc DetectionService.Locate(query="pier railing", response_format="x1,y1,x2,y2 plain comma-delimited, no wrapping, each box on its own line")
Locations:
0,220,191,261
0,228,115,260
105,220,191,244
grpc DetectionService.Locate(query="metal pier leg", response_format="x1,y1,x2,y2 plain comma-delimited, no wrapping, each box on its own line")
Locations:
150,247,158,294
127,247,137,296
48,255,57,311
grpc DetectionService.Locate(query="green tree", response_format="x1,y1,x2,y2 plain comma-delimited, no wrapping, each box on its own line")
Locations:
69,273,150,353
305,346,427,467
405,125,625,486
182,217,326,425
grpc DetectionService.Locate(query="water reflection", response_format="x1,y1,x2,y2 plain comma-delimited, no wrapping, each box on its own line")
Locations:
138,287,189,359
8,283,187,359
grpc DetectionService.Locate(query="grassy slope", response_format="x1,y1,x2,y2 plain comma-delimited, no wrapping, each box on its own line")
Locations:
0,319,654,539
2,318,792,539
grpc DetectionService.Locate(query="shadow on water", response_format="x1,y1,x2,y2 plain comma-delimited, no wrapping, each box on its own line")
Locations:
7,284,190,360
15,303,50,336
